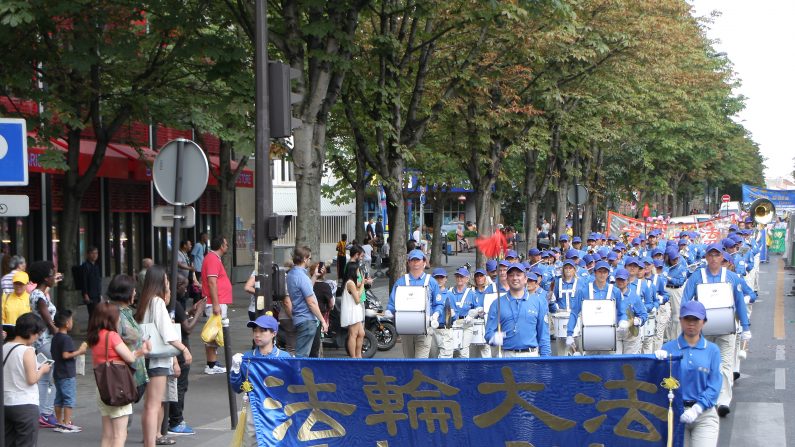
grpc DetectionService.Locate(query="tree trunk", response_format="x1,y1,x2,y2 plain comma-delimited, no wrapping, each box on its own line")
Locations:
382,177,407,287
57,184,82,310
429,189,445,267
217,140,237,274
526,200,539,249
473,185,494,269
293,124,324,254
354,183,366,245
556,179,569,239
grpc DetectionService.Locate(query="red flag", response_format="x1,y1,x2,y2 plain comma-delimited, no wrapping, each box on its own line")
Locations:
475,231,507,258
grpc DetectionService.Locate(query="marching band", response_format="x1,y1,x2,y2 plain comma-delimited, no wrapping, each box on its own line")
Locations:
387,214,768,445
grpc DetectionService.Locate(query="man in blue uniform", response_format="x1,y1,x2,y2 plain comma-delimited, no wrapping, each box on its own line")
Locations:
664,247,688,341
386,249,443,358
566,261,625,355
613,268,648,354
485,264,551,357
429,268,455,359
655,301,721,446
680,243,751,418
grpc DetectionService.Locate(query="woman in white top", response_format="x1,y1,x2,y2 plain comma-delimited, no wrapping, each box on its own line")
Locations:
3,312,50,447
134,265,193,447
340,258,366,358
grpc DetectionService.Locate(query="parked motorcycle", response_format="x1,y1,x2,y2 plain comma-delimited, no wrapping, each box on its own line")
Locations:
364,289,397,351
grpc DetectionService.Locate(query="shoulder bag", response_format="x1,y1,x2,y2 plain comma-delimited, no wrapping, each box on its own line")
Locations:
94,331,138,406
139,298,181,358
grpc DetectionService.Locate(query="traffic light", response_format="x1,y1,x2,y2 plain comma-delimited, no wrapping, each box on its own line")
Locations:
268,61,302,138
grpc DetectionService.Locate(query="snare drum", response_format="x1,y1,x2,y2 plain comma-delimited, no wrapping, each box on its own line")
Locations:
552,312,571,338
452,326,464,350
696,282,735,336
394,285,429,335
470,320,487,344
581,299,617,352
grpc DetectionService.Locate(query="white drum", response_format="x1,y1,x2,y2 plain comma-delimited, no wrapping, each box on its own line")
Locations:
552,312,571,338
471,320,487,344
452,326,464,350
696,282,735,336
395,285,429,335
581,299,617,352
483,293,499,315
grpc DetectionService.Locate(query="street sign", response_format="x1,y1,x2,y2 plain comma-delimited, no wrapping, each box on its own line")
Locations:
152,139,209,205
0,195,30,217
567,185,588,205
152,205,195,228
0,118,28,186
722,194,731,203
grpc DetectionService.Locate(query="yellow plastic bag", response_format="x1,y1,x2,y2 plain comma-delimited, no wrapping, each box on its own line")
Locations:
201,314,222,345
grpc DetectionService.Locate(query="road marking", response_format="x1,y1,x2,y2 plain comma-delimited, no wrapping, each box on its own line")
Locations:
774,259,785,340
730,402,786,447
776,345,786,361
775,368,786,390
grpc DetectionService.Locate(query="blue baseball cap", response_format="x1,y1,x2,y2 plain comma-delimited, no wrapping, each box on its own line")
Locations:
651,248,663,257
408,249,426,260
631,237,641,246
594,261,610,272
526,271,539,281
679,231,689,238
587,233,597,241
454,267,470,277
506,263,524,273
573,236,582,243
721,238,735,249
583,254,594,264
499,259,513,268
678,239,688,246
475,269,487,276
562,259,576,269
665,247,680,260
706,243,723,254
653,259,664,268
591,253,602,262
680,301,707,320
521,261,533,270
729,224,739,232
528,248,541,256
559,234,570,242
432,268,447,277
248,315,279,332
486,260,498,272
624,257,640,268
614,268,630,281
607,252,618,261
722,252,732,263
615,243,627,250
505,249,519,259
541,250,552,258
565,249,579,259
608,234,618,241
744,216,754,224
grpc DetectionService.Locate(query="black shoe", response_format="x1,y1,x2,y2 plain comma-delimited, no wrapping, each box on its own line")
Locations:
733,372,740,381
717,405,730,417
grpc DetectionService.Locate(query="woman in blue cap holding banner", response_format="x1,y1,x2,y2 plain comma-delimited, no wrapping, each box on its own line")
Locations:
230,314,292,447
655,301,721,447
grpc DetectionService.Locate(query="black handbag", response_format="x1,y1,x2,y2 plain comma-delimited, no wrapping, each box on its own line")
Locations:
94,331,138,406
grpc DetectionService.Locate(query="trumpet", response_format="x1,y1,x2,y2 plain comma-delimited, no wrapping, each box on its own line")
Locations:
686,259,706,273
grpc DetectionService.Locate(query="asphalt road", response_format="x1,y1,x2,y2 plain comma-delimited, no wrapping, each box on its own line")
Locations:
37,251,791,446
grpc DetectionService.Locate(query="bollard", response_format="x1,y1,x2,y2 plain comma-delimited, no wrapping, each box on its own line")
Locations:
222,318,239,428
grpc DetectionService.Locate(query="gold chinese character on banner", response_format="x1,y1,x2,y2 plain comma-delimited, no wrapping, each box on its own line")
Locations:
268,368,356,442
474,366,576,431
363,367,463,435
576,364,667,441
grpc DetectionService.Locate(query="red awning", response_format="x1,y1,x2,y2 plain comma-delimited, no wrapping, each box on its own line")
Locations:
29,135,130,179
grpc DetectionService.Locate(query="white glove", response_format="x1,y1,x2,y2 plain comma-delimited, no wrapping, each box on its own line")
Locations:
741,330,752,341
489,331,504,346
475,307,484,316
467,308,479,318
634,317,642,326
231,353,243,374
384,310,394,319
653,350,668,360
680,404,703,424
464,316,473,325
430,313,440,329
618,319,630,329
547,292,556,303
566,336,575,347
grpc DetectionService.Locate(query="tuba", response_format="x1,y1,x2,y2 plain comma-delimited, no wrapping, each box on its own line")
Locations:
748,198,775,226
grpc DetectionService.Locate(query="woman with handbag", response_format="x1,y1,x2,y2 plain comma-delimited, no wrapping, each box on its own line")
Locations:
135,265,192,447
106,274,149,399
87,302,150,447
4,312,49,447
340,260,366,358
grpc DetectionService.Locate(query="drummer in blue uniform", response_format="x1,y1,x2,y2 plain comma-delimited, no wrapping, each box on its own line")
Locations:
664,247,689,341
613,268,648,354
654,301,722,446
485,263,551,357
566,261,626,354
386,249,443,358
464,269,495,358
572,236,586,259
559,234,571,254
680,243,751,417
428,268,455,359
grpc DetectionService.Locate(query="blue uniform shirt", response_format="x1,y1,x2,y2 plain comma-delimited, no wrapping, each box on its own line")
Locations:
448,286,474,319
387,272,442,315
430,288,452,326
618,285,648,326
681,267,750,330
485,290,551,356
665,262,689,288
286,266,318,326
469,283,497,309
552,277,581,312
567,282,625,336
650,273,669,304
630,278,658,313
661,335,721,410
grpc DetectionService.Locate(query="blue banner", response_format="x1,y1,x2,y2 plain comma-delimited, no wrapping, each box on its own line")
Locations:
742,184,795,210
240,356,684,447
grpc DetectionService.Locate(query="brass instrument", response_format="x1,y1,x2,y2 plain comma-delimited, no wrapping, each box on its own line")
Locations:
748,198,776,226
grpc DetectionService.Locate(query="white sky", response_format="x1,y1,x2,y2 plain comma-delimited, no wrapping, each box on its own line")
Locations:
690,0,795,181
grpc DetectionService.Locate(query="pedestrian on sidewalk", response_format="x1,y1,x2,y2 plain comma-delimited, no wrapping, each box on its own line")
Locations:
336,234,348,284
28,260,58,428
201,235,232,374
106,274,149,402
287,246,327,357
79,247,102,321
51,309,87,433
3,313,49,447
